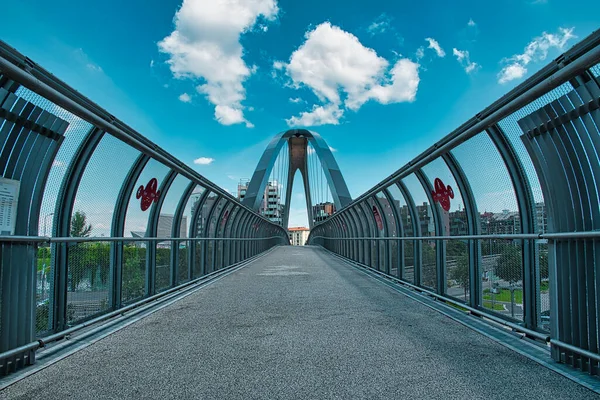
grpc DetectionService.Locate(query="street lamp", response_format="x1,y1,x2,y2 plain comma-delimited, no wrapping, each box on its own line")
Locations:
43,212,54,237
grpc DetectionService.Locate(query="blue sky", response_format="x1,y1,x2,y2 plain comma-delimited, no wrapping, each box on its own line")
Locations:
2,0,599,228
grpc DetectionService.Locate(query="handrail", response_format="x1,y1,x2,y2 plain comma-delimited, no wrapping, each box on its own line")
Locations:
310,230,600,241
0,235,286,244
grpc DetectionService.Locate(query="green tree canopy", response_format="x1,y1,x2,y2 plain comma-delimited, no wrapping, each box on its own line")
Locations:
71,211,92,237
496,245,522,284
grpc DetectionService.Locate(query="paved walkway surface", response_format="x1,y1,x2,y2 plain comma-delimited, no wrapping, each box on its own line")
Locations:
1,246,597,399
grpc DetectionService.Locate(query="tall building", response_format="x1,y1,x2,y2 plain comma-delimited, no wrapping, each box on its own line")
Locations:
288,227,310,246
415,202,435,236
313,202,335,223
238,179,284,225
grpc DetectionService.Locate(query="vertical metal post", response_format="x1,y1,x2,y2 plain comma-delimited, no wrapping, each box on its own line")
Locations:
488,124,537,328
145,170,177,295
52,127,104,331
384,188,405,280
415,169,446,294
443,152,481,306
170,181,196,286
397,181,422,285
110,154,150,310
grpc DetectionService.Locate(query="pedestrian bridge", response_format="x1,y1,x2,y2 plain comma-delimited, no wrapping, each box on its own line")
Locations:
1,30,600,397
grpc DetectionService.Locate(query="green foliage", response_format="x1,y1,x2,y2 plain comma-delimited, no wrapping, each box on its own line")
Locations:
421,242,437,288
446,240,468,257
122,245,146,302
496,245,522,284
68,242,110,291
71,211,92,238
449,254,469,298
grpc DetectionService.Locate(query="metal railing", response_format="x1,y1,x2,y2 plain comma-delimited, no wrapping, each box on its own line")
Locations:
0,38,290,376
0,235,286,374
308,29,600,378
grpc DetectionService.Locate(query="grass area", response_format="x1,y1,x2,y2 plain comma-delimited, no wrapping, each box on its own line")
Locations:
483,288,523,304
482,301,506,311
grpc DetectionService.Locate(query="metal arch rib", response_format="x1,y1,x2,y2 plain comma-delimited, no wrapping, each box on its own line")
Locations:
242,129,352,224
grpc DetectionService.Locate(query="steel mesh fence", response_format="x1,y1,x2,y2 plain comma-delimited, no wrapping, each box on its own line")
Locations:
66,241,111,324
122,244,146,304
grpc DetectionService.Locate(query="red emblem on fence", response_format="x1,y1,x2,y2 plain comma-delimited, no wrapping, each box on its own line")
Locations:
431,178,454,212
372,205,383,230
136,178,161,211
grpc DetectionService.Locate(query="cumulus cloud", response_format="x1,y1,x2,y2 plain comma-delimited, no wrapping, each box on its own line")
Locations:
425,38,446,57
498,27,575,84
282,22,419,127
286,103,344,127
289,97,304,104
193,157,215,165
158,0,278,127
468,18,476,27
178,93,192,102
415,47,425,59
452,48,479,74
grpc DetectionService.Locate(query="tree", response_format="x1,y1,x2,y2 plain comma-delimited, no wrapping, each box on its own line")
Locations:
71,211,92,237
449,255,469,299
495,245,522,284
69,211,93,291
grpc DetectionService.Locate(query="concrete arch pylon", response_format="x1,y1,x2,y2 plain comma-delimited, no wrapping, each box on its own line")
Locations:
242,129,352,229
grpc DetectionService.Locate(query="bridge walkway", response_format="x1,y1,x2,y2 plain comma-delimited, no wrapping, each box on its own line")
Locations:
0,246,596,399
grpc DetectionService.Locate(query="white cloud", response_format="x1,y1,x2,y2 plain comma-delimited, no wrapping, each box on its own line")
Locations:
498,27,575,84
273,60,285,70
227,175,238,180
178,93,192,102
498,64,527,83
286,103,344,127
452,48,479,74
283,22,420,127
415,47,425,59
425,38,446,57
193,157,215,165
468,18,476,27
289,97,304,104
367,13,391,35
150,60,155,68
158,0,278,127
465,62,478,74
215,104,254,127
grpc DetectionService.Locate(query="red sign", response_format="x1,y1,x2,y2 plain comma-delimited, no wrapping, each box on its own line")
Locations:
372,205,383,231
431,178,454,212
136,178,161,211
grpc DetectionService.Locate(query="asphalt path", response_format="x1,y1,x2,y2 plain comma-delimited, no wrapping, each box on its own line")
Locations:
1,246,596,399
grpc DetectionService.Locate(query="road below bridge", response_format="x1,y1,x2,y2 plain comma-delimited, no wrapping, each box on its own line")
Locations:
1,246,597,399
